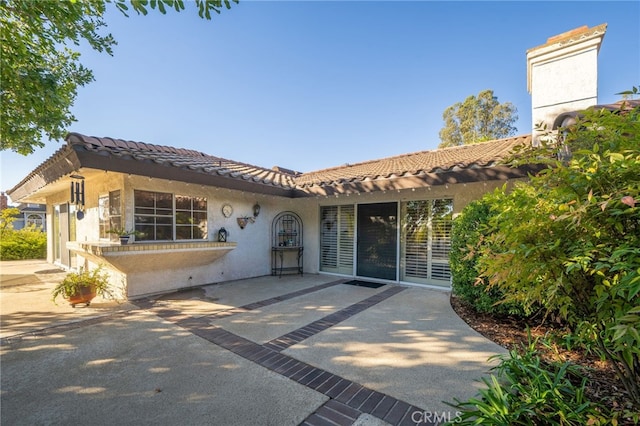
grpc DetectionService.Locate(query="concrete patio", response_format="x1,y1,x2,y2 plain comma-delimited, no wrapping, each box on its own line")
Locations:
0,260,505,426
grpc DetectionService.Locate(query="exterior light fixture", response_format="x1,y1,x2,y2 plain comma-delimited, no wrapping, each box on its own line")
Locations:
218,227,227,242
253,203,261,217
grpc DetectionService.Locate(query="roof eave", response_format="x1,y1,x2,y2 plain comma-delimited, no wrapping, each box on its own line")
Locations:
8,143,305,202
72,146,302,198
7,146,81,203
298,164,544,197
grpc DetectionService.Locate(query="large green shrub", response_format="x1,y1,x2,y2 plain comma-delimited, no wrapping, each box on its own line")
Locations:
478,99,640,407
0,226,47,260
450,197,526,316
0,208,46,260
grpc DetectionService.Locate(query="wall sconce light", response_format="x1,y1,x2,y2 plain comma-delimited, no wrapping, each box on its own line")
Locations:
253,203,261,217
218,227,227,242
69,174,85,210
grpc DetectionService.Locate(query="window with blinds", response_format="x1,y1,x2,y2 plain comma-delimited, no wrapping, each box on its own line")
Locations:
401,199,453,285
320,205,354,274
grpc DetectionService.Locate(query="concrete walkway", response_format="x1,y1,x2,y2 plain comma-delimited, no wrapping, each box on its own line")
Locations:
0,260,505,426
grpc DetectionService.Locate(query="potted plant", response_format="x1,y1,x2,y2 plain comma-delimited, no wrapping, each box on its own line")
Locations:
107,227,139,245
51,266,114,307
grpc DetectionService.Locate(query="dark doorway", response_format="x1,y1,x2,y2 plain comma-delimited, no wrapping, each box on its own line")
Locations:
356,202,397,280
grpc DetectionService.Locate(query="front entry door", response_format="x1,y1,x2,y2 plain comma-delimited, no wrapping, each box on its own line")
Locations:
356,202,397,280
53,204,72,268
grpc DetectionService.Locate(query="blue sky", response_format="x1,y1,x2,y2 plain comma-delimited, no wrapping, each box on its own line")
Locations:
2,0,639,198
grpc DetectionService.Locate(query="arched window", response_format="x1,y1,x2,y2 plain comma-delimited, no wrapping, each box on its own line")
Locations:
26,214,43,228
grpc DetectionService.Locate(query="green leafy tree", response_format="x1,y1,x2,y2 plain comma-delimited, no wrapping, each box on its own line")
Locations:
0,0,237,155
477,99,640,408
438,89,518,148
0,206,20,231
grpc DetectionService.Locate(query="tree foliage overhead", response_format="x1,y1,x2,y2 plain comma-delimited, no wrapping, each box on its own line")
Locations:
0,0,237,155
438,89,518,148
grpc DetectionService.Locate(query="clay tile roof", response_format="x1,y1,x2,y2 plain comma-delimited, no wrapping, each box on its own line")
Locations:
294,135,531,188
8,132,536,202
61,133,531,190
67,132,531,190
66,132,298,188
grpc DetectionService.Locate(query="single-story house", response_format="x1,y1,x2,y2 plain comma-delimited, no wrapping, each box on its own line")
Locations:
6,24,610,299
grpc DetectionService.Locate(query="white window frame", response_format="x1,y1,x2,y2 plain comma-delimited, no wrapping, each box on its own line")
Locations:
134,190,207,242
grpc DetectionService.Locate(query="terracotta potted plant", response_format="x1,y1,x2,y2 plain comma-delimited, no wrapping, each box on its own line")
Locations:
51,266,114,307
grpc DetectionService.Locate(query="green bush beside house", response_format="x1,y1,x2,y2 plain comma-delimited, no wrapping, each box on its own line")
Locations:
450,197,527,317
447,97,640,423
0,207,47,260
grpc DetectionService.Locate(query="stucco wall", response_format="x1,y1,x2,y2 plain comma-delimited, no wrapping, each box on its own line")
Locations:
43,170,526,298
315,179,518,215
43,172,318,297
118,175,297,296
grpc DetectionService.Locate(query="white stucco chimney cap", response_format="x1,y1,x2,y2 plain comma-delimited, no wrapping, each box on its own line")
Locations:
526,23,607,94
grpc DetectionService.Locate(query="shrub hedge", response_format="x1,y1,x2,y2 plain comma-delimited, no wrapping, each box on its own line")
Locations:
0,227,47,260
450,197,526,317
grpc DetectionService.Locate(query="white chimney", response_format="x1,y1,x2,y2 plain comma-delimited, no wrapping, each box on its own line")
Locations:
526,24,607,145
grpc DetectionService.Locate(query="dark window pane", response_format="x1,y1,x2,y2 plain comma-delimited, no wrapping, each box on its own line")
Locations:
134,207,153,215
175,196,191,210
193,197,207,211
156,216,172,225
176,212,191,224
136,225,154,241
194,224,207,239
156,193,173,209
433,199,453,219
193,212,206,223
134,190,155,207
176,226,191,240
135,215,154,224
156,225,173,240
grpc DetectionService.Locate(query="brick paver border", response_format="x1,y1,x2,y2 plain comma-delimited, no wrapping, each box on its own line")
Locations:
145,281,437,426
174,316,433,426
263,285,405,352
